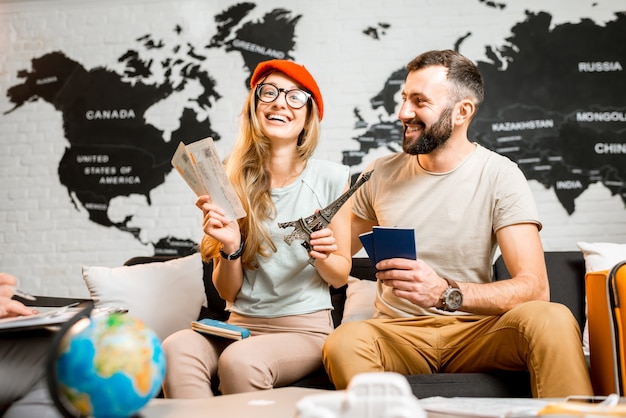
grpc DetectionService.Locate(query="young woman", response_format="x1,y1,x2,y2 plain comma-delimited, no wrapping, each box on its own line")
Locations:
162,60,351,397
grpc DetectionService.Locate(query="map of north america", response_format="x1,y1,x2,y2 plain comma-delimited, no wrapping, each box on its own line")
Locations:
4,3,625,253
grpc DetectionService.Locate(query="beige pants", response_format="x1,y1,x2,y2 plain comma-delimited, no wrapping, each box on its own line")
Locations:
162,310,333,398
322,301,593,398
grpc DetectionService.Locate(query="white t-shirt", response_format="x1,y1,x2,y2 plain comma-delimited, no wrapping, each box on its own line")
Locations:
228,159,350,318
352,144,541,318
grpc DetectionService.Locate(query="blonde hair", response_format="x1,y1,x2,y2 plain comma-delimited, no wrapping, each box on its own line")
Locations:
200,85,321,269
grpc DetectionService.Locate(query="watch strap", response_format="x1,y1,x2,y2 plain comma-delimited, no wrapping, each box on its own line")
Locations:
220,239,244,260
443,277,460,289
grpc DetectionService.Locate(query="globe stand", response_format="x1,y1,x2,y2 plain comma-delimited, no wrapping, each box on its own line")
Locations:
46,304,94,418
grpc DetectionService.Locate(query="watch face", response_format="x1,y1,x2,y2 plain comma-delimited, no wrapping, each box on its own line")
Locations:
444,288,463,311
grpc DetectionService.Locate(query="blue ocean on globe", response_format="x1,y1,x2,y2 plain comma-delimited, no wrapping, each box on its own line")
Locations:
53,312,166,418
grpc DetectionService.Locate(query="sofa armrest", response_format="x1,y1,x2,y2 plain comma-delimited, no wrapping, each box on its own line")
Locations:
494,251,586,332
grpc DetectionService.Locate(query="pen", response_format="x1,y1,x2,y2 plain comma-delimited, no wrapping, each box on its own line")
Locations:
14,288,37,301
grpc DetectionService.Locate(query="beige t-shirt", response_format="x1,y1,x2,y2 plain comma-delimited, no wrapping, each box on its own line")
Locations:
353,144,541,318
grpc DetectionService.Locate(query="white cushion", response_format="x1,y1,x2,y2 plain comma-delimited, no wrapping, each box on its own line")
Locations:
577,242,626,356
577,242,626,273
342,276,376,323
82,253,207,341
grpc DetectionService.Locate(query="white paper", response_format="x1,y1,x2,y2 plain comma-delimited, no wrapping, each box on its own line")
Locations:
419,397,550,418
0,305,126,332
171,137,246,221
171,142,207,197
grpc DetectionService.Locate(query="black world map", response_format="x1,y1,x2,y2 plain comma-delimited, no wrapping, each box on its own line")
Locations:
4,4,625,253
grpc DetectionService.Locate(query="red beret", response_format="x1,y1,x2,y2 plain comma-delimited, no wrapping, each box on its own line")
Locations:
250,59,324,120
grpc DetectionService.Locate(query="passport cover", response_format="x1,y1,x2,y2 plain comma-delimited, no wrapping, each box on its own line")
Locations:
359,231,376,264
372,226,416,262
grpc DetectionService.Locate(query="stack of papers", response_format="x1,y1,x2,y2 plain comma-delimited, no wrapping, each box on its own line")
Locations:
420,397,550,418
0,304,127,332
420,395,625,417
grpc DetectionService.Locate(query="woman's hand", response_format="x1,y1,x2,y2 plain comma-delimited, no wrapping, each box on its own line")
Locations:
308,227,337,261
195,196,241,251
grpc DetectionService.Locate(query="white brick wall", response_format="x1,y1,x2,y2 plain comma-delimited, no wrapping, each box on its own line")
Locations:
0,0,624,297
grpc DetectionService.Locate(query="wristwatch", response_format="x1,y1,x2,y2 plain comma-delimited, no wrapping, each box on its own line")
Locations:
220,240,244,260
441,277,463,312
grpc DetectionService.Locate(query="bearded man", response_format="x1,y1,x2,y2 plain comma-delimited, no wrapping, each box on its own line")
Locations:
322,49,592,398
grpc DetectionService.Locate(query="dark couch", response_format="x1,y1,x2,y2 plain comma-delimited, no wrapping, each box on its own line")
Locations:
26,250,587,398
125,250,587,398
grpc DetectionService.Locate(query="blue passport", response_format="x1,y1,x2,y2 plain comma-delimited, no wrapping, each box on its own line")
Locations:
358,231,376,264
371,226,416,262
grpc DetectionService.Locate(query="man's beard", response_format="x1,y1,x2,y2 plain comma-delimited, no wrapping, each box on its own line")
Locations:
402,106,454,155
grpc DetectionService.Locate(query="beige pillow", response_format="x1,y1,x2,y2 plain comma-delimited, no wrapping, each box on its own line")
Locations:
577,241,626,356
82,253,207,341
342,276,376,323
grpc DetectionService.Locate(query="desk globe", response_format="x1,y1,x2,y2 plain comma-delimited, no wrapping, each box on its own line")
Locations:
47,306,166,418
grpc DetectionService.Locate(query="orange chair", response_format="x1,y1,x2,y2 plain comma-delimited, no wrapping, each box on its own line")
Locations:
586,261,626,395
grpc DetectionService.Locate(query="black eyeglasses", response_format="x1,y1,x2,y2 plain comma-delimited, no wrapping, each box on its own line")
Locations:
256,83,311,109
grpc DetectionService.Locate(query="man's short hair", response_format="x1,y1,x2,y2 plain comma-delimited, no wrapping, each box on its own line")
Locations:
407,49,484,108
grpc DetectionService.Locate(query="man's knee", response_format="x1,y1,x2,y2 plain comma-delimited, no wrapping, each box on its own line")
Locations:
509,301,581,339
323,321,372,360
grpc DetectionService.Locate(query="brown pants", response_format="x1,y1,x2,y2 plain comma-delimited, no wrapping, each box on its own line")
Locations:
322,301,593,398
162,310,333,398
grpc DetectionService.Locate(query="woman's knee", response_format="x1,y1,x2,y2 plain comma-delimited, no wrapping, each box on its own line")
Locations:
162,329,222,372
162,329,196,357
218,343,271,393
218,342,256,370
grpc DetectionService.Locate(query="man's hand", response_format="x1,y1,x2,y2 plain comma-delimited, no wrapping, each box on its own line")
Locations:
0,273,38,318
375,258,448,308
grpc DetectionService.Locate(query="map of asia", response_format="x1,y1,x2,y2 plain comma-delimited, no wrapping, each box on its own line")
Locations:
4,3,625,254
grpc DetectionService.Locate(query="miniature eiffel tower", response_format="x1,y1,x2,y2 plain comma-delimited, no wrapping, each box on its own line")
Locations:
278,170,373,263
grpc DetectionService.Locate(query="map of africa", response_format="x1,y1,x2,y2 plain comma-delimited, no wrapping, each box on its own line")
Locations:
4,3,625,254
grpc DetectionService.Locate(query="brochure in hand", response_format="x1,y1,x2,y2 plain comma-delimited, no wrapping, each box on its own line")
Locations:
359,226,416,264
171,137,246,221
191,318,251,340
